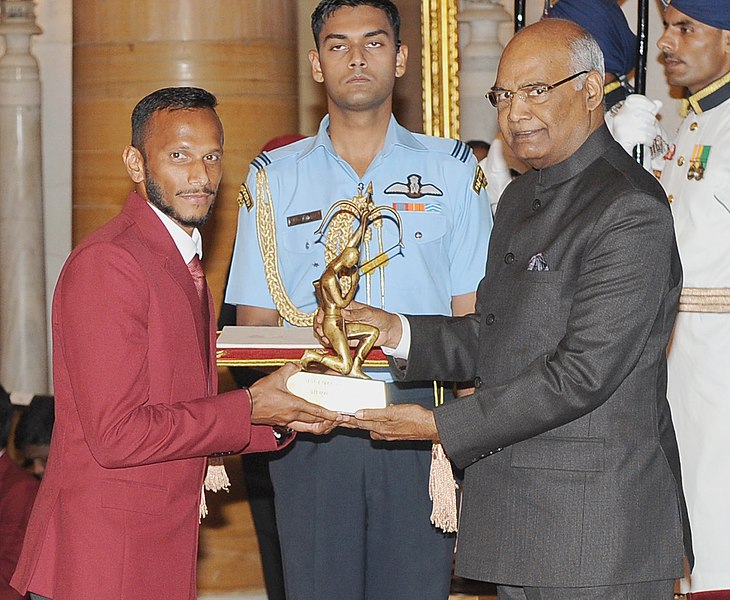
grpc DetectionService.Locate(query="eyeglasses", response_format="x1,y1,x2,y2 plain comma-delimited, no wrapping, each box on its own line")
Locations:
486,70,589,108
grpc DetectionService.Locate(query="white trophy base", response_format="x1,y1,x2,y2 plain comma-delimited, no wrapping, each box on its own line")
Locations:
286,371,389,414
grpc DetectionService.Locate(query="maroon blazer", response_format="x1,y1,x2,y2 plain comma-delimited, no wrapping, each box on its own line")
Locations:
0,452,39,600
12,193,286,600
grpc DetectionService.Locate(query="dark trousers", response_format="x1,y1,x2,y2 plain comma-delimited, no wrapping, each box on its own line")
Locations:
497,580,675,600
242,452,286,600
270,384,456,600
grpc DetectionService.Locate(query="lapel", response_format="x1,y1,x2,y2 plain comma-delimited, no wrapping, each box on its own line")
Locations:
122,192,211,382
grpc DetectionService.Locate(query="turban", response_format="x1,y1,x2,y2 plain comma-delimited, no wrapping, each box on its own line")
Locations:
549,0,637,76
668,0,730,31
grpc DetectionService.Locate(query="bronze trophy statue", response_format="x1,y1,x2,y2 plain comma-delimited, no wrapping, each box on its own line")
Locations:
300,183,403,379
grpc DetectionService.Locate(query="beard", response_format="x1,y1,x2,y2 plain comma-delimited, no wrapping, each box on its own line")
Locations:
145,167,216,229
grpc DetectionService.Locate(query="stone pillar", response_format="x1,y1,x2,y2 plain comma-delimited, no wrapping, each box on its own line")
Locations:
0,0,48,394
457,0,511,143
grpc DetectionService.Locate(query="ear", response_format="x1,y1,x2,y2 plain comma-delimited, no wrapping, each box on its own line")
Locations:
395,43,408,79
309,49,324,84
123,145,146,185
584,70,604,112
722,29,730,59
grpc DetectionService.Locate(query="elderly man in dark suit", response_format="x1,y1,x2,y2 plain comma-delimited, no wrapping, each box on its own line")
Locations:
343,18,692,600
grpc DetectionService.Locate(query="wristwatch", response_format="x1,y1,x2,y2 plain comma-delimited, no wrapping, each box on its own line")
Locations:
272,426,294,447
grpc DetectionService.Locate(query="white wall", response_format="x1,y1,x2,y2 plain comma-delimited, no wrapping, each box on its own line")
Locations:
35,0,73,308
19,0,73,388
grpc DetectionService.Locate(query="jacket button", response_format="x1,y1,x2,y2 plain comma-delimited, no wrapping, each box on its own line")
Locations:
485,313,495,325
474,376,482,388
532,199,541,211
504,252,515,264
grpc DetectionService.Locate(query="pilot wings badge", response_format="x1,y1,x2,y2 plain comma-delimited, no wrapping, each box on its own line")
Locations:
384,174,443,199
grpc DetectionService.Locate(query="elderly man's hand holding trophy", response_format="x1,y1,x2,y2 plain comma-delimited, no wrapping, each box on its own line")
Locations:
285,183,404,414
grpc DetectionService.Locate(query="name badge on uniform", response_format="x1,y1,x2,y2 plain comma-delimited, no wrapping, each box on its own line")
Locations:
287,210,322,227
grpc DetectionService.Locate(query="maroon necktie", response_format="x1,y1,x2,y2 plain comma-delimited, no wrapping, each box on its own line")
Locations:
187,255,210,358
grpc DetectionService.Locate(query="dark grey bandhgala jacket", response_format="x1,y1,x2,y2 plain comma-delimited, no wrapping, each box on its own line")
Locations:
392,126,692,587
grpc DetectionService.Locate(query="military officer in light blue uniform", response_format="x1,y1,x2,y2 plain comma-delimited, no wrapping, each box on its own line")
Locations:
225,2,492,599
227,115,490,321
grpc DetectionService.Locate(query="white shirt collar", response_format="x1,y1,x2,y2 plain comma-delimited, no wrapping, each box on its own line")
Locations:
147,202,203,264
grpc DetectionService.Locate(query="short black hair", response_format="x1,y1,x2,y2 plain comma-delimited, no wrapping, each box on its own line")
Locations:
311,0,400,50
0,384,10,449
14,395,55,451
466,140,491,154
131,86,219,155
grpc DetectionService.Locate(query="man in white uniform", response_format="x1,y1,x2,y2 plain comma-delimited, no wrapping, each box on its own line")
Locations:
656,1,730,597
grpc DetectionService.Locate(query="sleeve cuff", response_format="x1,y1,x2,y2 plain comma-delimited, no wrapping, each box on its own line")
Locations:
380,313,411,360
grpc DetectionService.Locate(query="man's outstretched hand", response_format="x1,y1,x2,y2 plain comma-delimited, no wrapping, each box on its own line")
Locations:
312,301,403,350
249,362,346,435
347,404,439,442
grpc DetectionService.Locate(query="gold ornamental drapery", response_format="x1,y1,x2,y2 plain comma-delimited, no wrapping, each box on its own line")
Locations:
421,0,460,138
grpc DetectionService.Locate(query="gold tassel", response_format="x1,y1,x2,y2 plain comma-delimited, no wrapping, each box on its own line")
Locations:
204,456,231,492
199,486,208,522
199,456,230,522
429,442,458,533
428,381,458,532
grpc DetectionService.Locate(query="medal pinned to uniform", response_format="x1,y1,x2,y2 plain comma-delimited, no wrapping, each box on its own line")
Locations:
687,144,711,181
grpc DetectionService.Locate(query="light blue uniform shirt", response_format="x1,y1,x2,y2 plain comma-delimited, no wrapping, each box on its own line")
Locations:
226,115,492,345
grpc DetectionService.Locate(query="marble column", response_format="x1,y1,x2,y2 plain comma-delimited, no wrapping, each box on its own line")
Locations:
0,0,48,394
457,0,511,142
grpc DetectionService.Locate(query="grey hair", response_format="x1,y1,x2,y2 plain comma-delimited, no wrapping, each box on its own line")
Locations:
568,30,605,86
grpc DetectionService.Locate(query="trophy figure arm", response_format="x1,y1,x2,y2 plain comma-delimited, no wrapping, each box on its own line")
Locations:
339,270,359,307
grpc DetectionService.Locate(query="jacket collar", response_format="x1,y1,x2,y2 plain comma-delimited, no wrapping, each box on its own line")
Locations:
536,124,614,188
296,114,426,163
121,191,211,373
122,191,182,261
681,71,730,117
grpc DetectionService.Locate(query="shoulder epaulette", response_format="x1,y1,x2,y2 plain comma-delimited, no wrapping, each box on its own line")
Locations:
450,139,471,164
237,182,254,211
250,151,272,172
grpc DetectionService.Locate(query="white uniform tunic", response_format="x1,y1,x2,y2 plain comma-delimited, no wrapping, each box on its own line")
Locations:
659,74,730,594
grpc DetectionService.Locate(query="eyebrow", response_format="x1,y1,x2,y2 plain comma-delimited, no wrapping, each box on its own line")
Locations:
663,18,695,28
323,29,390,43
491,80,549,91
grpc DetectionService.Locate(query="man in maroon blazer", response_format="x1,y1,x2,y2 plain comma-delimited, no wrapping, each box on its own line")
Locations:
11,87,341,600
